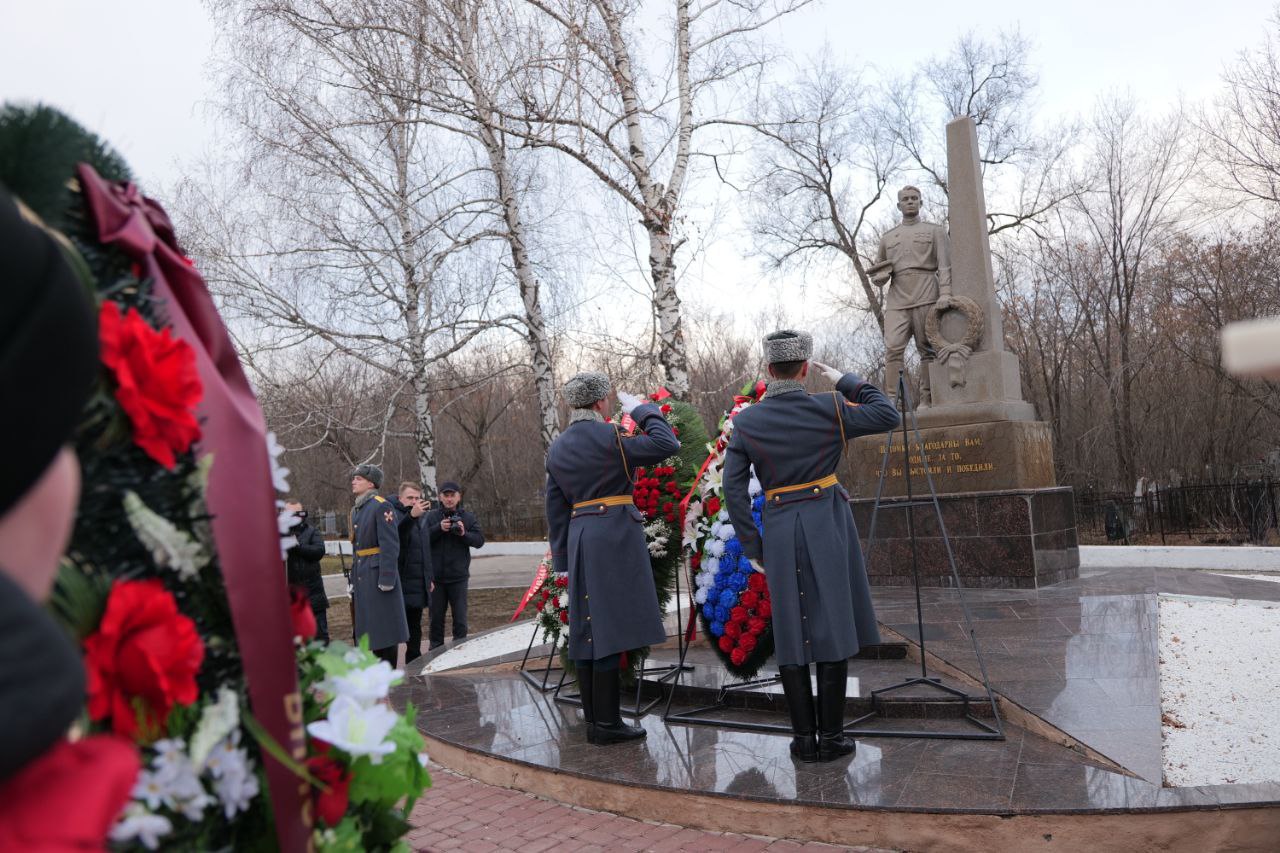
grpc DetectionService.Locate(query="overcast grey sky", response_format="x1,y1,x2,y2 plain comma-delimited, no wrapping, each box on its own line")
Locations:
2,0,1272,188
2,0,1274,347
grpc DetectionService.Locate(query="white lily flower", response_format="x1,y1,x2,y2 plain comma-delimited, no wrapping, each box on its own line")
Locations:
307,695,399,764
190,687,240,769
111,805,172,851
327,660,403,706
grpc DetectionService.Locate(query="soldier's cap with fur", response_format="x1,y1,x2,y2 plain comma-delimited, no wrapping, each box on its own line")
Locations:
763,329,813,364
562,371,611,409
352,464,383,488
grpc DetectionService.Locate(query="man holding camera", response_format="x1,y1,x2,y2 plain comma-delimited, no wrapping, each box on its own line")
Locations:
392,482,432,663
284,499,329,644
425,481,484,650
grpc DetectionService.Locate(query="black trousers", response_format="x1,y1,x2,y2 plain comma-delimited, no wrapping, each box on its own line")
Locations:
428,580,468,648
405,606,425,662
313,607,329,645
372,644,397,666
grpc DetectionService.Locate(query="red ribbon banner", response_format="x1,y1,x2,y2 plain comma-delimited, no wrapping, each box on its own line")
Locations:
510,554,551,622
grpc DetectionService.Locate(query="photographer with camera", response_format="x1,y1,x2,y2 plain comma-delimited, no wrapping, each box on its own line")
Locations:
425,480,484,650
284,499,329,644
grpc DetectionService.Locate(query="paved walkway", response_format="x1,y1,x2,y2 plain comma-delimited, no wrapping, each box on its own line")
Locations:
407,766,890,852
324,555,537,599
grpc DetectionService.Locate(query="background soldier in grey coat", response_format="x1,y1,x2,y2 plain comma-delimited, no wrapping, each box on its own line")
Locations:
723,330,899,762
349,464,409,665
545,372,680,745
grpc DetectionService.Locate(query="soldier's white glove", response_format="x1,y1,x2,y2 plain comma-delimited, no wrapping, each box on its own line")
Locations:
810,361,843,383
617,391,644,414
748,558,765,573
378,584,393,592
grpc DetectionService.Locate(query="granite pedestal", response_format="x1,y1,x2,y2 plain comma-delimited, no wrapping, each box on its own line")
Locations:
852,486,1080,589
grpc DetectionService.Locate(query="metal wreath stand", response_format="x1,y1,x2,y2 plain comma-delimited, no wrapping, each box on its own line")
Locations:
517,559,693,719
845,370,1003,740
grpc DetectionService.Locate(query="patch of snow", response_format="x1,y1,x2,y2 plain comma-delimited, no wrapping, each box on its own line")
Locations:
420,595,691,675
1159,594,1280,786
1207,573,1280,585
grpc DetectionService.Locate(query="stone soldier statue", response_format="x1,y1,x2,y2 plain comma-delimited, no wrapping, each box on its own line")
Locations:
544,372,680,745
870,186,953,406
722,331,899,761
349,464,409,666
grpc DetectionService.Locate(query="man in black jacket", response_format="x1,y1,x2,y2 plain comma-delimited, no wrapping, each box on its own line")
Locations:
391,482,432,662
425,480,484,650
284,499,329,643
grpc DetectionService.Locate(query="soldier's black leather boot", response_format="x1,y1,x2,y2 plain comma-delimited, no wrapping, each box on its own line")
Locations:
577,663,596,742
816,659,856,761
779,664,819,762
590,665,646,745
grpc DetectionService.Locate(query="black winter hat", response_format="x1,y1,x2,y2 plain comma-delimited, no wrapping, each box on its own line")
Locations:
0,190,98,518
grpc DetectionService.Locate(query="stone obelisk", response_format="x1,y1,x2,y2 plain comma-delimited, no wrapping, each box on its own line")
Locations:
848,115,1079,589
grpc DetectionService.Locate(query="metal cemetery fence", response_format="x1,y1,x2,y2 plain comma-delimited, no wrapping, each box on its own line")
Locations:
1075,480,1279,545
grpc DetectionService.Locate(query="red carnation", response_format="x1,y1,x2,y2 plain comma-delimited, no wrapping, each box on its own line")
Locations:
748,616,768,635
730,606,748,622
660,404,673,414
730,647,747,666
739,633,758,653
747,573,767,592
636,467,647,477
555,576,568,588
724,620,742,639
740,591,760,608
691,554,701,568
84,579,204,740
289,585,317,642
560,610,569,624
757,599,772,619
718,635,734,653
535,600,545,612
307,750,353,827
704,497,721,516
98,301,203,469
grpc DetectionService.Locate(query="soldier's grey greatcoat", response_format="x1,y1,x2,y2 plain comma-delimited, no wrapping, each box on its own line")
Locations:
351,492,410,652
723,374,899,666
545,403,680,661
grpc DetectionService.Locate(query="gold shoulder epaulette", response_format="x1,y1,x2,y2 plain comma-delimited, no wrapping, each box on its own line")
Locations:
373,495,387,503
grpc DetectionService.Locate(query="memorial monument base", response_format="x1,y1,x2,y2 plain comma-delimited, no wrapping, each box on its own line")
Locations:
848,419,1055,498
851,486,1079,589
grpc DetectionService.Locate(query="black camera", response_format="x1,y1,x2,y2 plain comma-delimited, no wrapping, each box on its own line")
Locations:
445,510,465,535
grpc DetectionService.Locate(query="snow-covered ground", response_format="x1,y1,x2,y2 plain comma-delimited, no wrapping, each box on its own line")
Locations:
1159,594,1280,786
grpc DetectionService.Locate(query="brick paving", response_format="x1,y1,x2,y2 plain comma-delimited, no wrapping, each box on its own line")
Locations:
407,767,893,852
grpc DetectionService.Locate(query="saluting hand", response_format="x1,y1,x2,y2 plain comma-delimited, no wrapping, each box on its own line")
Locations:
617,391,644,414
810,361,843,383
748,558,765,573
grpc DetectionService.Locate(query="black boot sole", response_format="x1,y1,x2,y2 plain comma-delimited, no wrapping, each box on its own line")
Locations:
589,724,646,745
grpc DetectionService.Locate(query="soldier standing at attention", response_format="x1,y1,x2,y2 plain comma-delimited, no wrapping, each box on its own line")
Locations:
722,331,900,762
870,185,952,407
544,372,680,745
350,464,408,666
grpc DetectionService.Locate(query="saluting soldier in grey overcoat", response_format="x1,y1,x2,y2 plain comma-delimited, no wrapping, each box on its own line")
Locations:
723,331,899,762
349,464,409,666
544,372,680,745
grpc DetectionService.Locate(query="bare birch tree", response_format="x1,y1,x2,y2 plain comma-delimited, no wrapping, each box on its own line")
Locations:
247,0,565,451
181,2,519,495
1203,10,1280,206
505,0,812,399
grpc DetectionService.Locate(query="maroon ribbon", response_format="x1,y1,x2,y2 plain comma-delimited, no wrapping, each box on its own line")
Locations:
78,166,310,852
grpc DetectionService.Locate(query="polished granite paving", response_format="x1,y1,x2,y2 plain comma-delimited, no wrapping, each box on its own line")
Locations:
396,567,1280,814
